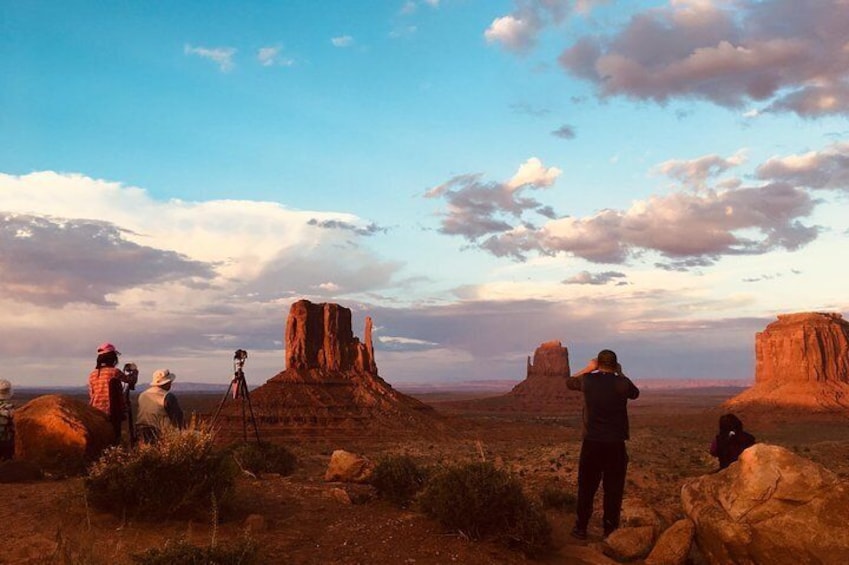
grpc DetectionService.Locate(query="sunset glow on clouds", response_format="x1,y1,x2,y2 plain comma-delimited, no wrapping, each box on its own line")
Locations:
2,1,848,386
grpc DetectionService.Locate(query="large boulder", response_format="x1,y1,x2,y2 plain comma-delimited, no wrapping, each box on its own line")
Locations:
682,443,849,564
14,395,115,475
726,312,849,412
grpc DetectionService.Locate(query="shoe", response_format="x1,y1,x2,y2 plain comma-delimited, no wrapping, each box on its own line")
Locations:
571,526,587,540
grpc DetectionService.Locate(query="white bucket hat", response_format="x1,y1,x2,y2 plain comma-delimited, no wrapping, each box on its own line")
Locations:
150,369,176,387
0,379,11,401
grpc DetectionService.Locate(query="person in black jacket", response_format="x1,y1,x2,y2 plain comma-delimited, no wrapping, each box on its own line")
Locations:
566,349,640,540
710,413,755,470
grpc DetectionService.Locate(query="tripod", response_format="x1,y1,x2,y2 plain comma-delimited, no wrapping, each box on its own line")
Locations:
211,349,261,443
122,363,140,446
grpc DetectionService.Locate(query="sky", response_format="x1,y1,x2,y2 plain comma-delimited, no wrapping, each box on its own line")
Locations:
2,0,848,388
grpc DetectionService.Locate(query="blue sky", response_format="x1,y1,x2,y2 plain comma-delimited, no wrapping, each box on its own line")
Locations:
2,0,848,387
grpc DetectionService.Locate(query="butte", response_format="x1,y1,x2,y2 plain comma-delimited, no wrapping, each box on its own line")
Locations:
217,299,437,438
442,340,582,413
725,312,849,414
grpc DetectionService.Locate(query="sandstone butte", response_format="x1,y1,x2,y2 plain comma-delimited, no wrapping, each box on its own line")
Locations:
217,299,437,437
726,312,849,412
452,340,582,413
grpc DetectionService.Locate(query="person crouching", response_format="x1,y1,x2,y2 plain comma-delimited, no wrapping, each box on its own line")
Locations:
136,369,184,443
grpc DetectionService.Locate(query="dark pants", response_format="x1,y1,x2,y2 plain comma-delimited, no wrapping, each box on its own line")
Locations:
576,439,628,533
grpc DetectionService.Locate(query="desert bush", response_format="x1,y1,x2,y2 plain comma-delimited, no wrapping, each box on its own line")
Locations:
229,441,297,476
371,454,427,506
85,429,237,519
131,537,257,565
539,483,577,511
419,461,551,557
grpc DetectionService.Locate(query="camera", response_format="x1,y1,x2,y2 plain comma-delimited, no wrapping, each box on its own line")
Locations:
123,363,139,391
234,349,248,369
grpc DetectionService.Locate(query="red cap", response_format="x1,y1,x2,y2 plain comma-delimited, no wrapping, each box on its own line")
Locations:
96,342,120,355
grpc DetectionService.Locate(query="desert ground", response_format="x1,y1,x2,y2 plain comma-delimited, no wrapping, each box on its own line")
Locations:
2,386,849,564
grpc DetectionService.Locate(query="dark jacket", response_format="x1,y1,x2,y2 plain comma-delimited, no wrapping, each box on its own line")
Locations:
710,430,756,469
566,371,640,442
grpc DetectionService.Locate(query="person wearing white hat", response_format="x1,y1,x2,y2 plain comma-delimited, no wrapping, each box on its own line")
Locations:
135,369,184,443
0,379,14,460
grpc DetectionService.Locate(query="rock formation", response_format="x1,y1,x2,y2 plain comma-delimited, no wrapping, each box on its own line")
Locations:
726,312,849,412
682,444,849,564
218,300,437,436
14,395,115,475
480,341,581,412
285,300,376,374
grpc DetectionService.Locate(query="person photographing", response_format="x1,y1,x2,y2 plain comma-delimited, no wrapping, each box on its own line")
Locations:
88,343,133,444
566,349,640,540
136,369,184,443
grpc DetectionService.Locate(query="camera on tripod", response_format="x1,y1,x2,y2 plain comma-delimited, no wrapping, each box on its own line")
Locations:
233,349,248,372
123,363,139,391
211,348,260,443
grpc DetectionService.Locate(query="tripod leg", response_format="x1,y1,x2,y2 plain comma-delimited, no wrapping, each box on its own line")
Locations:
240,380,247,442
210,380,236,428
125,389,137,446
242,382,262,443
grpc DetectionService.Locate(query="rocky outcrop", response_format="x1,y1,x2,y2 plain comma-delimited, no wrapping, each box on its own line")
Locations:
436,340,582,414
324,450,375,483
218,300,438,437
526,340,571,379
681,444,849,564
14,395,115,475
726,312,849,412
285,300,376,374
506,341,580,412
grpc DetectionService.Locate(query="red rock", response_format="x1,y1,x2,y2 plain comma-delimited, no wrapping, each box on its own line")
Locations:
218,300,439,437
726,312,849,412
14,395,115,475
527,340,571,378
285,300,377,374
445,340,581,413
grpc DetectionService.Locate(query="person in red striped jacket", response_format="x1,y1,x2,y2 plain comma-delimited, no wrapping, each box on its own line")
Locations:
88,342,131,444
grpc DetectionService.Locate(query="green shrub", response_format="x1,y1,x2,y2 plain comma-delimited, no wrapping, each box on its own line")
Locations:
539,483,577,511
131,537,258,565
371,454,427,506
229,441,297,476
419,461,551,557
85,429,237,519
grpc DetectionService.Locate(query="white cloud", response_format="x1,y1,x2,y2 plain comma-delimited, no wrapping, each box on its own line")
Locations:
257,46,295,67
184,44,237,72
0,171,397,367
331,35,354,48
485,15,537,52
506,157,562,190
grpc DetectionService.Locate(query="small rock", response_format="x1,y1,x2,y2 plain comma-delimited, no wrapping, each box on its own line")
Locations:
330,487,352,505
324,449,374,483
244,513,268,532
604,526,655,561
645,519,695,565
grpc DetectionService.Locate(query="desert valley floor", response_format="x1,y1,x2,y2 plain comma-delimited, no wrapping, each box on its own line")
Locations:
2,386,849,564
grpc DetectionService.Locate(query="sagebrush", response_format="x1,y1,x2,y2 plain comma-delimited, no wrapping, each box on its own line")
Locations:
539,483,577,511
371,454,427,506
131,537,258,565
85,429,237,519
419,461,551,556
229,441,297,476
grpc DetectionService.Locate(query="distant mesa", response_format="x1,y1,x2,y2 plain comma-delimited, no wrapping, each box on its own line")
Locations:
218,299,437,437
726,312,849,413
443,340,582,413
